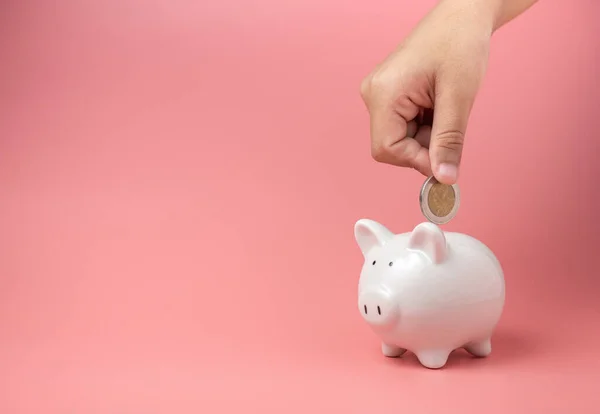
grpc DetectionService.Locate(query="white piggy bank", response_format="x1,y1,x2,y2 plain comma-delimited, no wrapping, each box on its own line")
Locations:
354,219,505,369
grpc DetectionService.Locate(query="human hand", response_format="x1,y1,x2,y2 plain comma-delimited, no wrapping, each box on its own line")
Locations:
360,0,500,184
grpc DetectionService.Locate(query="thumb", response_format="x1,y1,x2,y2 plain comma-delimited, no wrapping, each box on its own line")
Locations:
429,85,474,185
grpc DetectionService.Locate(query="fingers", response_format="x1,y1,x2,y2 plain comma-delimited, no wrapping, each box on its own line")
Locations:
429,83,474,185
368,104,432,177
362,74,432,176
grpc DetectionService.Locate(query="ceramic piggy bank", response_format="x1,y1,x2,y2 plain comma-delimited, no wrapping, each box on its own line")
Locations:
354,219,505,369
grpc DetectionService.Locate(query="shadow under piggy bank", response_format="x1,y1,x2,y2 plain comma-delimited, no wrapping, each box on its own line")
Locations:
385,328,542,370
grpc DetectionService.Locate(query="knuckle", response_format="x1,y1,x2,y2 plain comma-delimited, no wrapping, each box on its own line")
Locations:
360,71,393,101
434,130,464,152
368,72,391,93
371,142,398,164
370,144,389,163
360,76,371,100
370,143,410,167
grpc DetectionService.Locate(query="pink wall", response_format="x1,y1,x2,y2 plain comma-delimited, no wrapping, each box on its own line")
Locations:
1,0,599,412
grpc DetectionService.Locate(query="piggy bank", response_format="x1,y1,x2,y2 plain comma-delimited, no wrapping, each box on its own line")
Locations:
354,219,505,369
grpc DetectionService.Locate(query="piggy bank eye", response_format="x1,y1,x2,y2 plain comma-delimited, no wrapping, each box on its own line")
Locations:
372,260,376,265
388,261,393,267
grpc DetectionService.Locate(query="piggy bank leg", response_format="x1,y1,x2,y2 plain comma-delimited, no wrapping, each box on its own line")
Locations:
381,343,406,358
415,350,451,369
464,338,492,358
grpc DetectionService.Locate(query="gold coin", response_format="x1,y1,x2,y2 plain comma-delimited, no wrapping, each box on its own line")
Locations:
419,176,460,225
427,182,456,217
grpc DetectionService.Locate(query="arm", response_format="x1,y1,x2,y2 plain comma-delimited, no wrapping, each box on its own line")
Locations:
361,0,540,183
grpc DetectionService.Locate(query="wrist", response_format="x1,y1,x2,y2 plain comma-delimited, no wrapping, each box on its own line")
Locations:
436,0,538,33
435,0,503,34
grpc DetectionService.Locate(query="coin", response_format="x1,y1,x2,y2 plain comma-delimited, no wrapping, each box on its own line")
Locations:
419,176,460,225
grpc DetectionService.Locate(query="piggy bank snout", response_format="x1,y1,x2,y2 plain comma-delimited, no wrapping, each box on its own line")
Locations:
358,288,398,326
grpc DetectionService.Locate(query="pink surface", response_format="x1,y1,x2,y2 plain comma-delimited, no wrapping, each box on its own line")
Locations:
1,0,600,412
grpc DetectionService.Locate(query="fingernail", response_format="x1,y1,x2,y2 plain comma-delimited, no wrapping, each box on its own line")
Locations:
437,163,458,184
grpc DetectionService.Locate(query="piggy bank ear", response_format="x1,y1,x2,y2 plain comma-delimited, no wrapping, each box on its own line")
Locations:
354,219,394,256
407,222,447,264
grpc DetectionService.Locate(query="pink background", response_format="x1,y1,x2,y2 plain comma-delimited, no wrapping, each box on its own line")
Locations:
1,0,600,412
